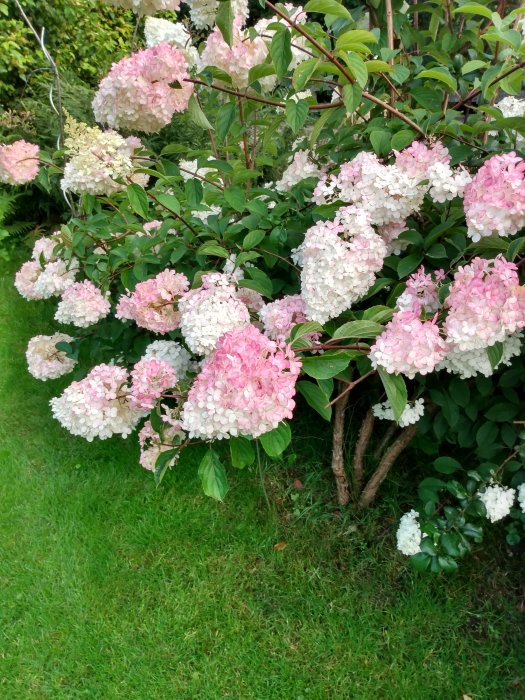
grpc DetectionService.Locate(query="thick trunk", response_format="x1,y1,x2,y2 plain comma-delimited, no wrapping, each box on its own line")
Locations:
330,390,351,506
353,409,375,492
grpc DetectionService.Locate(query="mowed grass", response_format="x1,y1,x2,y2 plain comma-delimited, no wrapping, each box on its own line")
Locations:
0,257,524,700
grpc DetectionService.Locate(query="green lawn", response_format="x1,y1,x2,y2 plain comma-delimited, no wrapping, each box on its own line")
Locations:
1,257,524,699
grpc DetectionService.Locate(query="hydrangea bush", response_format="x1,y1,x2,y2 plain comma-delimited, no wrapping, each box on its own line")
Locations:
6,0,525,572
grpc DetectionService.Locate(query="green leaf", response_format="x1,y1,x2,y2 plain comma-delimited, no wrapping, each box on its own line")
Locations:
243,229,266,249
238,276,273,298
188,93,214,130
342,83,362,113
224,186,247,212
286,99,309,133
365,60,394,74
336,29,378,51
418,68,457,92
370,129,391,157
434,456,462,474
461,59,487,75
397,254,423,279
342,53,368,88
486,342,504,369
304,0,351,19
215,102,236,141
198,449,229,501
452,3,493,19
410,552,431,572
259,421,292,457
418,476,446,503
154,448,179,486
185,179,203,208
126,184,149,219
196,242,230,258
297,380,332,421
229,436,255,469
507,236,525,261
377,367,407,422
271,28,293,78
290,321,324,346
484,403,518,422
292,58,321,91
154,193,180,215
332,320,383,340
391,129,416,151
301,351,355,380
215,0,233,46
309,109,334,147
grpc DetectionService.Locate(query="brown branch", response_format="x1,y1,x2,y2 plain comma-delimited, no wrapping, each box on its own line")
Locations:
353,409,375,492
331,386,351,506
325,370,375,409
454,60,525,110
373,422,397,460
264,0,426,137
187,78,343,111
358,424,418,509
179,166,224,190
238,96,251,171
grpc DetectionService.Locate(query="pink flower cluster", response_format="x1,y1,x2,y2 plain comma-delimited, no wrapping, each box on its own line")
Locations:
394,140,450,181
50,364,143,441
0,140,39,185
129,358,176,411
93,43,193,133
259,294,310,341
463,152,525,241
55,280,111,328
397,266,445,314
369,310,448,378
116,269,189,333
199,17,268,89
181,325,301,439
444,256,525,351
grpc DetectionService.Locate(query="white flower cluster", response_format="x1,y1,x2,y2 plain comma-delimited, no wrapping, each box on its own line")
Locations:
61,118,147,197
518,483,525,514
185,0,248,29
15,236,79,301
478,483,515,523
192,204,221,222
372,399,425,427
493,96,525,150
143,340,193,378
313,151,426,227
396,510,422,556
179,273,250,355
55,280,111,328
427,162,472,203
292,207,387,323
275,150,324,192
144,17,198,66
438,333,522,379
50,364,143,441
26,333,76,381
106,0,181,15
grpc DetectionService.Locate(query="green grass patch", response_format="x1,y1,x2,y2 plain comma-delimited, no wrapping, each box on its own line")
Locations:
0,257,524,699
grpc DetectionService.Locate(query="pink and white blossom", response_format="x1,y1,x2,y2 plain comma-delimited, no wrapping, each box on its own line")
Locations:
0,140,39,185
116,269,189,333
26,333,76,381
55,280,111,328
181,325,301,439
129,358,176,411
93,44,193,133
